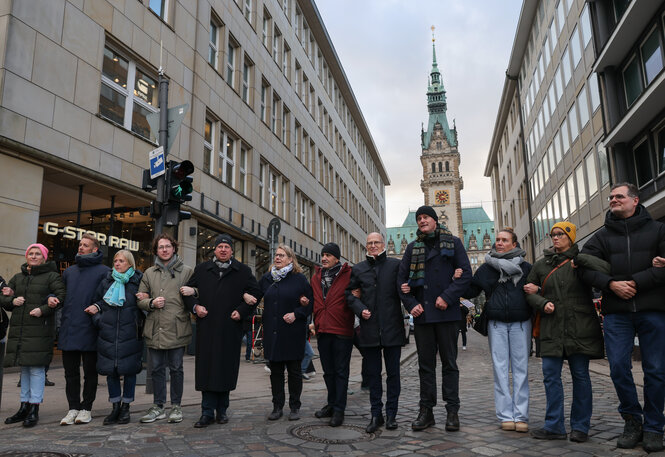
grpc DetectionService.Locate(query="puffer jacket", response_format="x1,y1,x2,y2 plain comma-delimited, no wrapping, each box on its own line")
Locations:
138,256,193,350
580,204,665,314
525,244,609,359
1,261,66,367
464,261,532,323
92,269,144,376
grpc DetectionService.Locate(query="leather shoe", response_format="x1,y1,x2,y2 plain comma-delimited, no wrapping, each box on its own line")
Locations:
288,409,300,421
194,415,214,428
330,410,344,427
268,407,283,421
315,405,333,419
569,430,588,443
445,411,460,431
411,406,435,431
216,413,228,424
531,428,567,440
386,415,398,430
365,415,384,433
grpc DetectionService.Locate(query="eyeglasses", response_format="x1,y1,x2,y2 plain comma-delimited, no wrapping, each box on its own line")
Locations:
157,245,173,250
366,241,384,246
549,232,567,239
608,194,627,201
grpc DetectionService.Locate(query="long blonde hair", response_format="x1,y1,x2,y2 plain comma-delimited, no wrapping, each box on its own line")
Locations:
270,244,302,273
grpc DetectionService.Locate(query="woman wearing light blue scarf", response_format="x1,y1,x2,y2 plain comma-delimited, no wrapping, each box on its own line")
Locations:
88,250,143,426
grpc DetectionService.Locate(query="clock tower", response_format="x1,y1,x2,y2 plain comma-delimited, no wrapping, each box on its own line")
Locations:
420,29,463,238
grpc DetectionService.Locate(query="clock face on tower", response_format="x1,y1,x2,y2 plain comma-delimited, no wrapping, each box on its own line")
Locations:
435,190,450,204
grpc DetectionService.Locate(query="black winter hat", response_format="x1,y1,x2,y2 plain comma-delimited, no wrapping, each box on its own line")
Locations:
321,242,341,260
415,205,438,222
214,233,234,249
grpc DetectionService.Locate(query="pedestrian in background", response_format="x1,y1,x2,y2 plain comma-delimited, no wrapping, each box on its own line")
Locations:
524,222,609,443
462,227,532,433
87,249,144,425
58,234,109,426
136,234,194,424
259,245,313,421
1,243,65,428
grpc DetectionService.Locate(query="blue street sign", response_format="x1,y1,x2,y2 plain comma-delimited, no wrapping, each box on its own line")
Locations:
149,146,166,179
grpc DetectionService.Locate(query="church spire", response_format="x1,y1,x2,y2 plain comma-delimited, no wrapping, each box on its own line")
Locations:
423,26,456,150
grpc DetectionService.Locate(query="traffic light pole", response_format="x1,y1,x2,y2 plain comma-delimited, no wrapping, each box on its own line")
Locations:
155,69,169,237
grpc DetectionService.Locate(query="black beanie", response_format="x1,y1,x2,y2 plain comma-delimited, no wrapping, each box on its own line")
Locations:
321,242,341,260
416,205,438,222
214,233,234,248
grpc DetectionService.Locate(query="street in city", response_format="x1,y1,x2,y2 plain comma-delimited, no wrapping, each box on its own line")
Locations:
0,331,657,456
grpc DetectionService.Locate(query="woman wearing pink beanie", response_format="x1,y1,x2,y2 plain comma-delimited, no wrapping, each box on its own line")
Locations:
1,243,65,427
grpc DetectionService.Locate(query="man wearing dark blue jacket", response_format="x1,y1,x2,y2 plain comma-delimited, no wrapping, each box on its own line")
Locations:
58,234,110,425
398,206,471,432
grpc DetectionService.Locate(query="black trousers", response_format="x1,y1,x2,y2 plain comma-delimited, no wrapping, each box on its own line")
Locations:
201,390,229,418
414,321,460,412
318,333,353,412
62,350,98,411
269,359,302,410
364,345,401,417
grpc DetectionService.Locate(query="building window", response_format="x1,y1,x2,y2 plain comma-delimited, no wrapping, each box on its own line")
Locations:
586,152,598,197
282,105,290,146
567,174,576,214
259,162,265,207
568,102,579,142
226,39,238,88
633,138,653,187
575,163,586,208
238,146,248,195
260,80,269,124
271,92,280,134
100,46,158,141
556,0,565,36
220,130,235,187
561,46,572,86
283,41,291,80
262,9,271,48
242,55,253,104
580,4,593,48
597,142,610,186
269,170,278,214
149,0,169,21
613,0,630,23
209,20,220,69
577,85,590,128
204,118,213,174
588,73,601,112
623,56,643,107
570,25,582,69
243,0,252,22
273,26,282,65
641,27,664,86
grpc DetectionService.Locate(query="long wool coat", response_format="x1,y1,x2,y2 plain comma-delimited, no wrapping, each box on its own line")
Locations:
184,258,260,392
1,261,66,367
259,270,313,362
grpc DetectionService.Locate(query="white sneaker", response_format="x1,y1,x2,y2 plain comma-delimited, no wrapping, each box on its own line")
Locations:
462,346,467,350
264,365,271,373
75,409,92,424
60,409,79,426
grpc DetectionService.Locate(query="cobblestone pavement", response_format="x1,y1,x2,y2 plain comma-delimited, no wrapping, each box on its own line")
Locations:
0,331,662,456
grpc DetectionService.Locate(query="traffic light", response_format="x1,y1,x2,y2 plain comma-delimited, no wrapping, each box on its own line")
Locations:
141,169,158,192
167,160,194,203
163,202,191,226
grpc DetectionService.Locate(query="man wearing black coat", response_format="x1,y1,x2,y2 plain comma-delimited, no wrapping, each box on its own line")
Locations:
346,233,407,433
580,183,665,453
184,234,261,428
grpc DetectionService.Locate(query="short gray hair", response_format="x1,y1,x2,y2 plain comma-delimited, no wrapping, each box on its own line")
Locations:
611,182,639,198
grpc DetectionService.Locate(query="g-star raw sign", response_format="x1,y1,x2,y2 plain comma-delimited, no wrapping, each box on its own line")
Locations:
43,222,140,251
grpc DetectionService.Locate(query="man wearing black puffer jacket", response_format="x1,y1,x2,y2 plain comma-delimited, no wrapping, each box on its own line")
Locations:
581,182,665,453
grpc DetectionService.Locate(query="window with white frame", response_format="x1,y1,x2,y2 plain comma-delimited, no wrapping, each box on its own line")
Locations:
226,39,238,88
561,117,571,154
273,26,281,65
259,162,265,207
282,105,290,146
243,0,251,22
575,163,586,207
568,101,579,142
586,152,598,197
260,80,269,123
271,92,280,134
577,85,590,128
294,122,301,159
554,64,563,102
262,9,271,48
570,25,582,69
281,179,288,220
100,46,158,141
209,20,220,69
556,0,565,36
283,41,291,80
562,46,572,86
588,73,601,111
238,146,248,195
219,130,235,187
269,170,278,214
242,55,253,104
204,118,214,174
567,173,577,213
580,4,592,48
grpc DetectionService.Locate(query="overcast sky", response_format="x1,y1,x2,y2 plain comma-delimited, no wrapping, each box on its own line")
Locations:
315,0,523,227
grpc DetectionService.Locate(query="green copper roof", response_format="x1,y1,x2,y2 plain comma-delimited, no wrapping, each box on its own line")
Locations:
422,40,457,150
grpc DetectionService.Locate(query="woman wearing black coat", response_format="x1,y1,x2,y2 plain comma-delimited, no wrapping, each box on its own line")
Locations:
259,245,313,422
86,250,143,425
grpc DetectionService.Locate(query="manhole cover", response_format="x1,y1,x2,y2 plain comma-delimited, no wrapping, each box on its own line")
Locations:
0,453,90,457
290,424,377,444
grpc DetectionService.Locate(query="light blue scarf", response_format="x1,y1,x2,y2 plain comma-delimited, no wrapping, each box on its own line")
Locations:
270,263,293,282
103,267,135,307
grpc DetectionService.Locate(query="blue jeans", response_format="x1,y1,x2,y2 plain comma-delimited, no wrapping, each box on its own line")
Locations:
541,354,592,434
604,312,665,433
107,373,137,403
301,340,314,374
20,366,45,404
149,346,185,406
488,320,531,423
364,345,401,417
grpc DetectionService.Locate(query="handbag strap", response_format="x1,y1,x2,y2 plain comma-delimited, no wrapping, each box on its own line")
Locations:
540,259,570,296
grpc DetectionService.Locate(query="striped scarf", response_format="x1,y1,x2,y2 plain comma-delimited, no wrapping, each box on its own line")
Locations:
408,225,455,287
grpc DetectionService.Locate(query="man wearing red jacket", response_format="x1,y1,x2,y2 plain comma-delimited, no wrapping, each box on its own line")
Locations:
310,243,353,427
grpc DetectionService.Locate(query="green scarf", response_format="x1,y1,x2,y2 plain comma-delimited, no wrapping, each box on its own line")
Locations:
408,225,455,287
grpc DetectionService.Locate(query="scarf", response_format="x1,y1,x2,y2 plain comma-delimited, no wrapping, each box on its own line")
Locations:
321,263,342,299
103,267,135,307
484,247,527,285
408,224,455,287
156,254,179,278
271,263,293,282
214,258,231,278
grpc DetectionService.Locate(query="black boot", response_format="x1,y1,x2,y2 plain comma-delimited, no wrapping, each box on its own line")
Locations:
22,404,39,428
5,402,30,424
411,406,435,431
445,411,460,431
103,402,121,425
617,413,643,449
117,402,131,424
